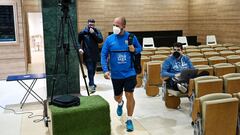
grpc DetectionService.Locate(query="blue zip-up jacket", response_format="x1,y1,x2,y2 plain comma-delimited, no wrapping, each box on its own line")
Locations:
161,55,194,78
101,31,142,79
78,27,103,62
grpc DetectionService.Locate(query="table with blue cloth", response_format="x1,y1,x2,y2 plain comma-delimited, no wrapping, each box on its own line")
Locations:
48,95,111,135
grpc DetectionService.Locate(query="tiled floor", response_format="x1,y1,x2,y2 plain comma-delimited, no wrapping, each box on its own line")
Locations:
0,71,193,135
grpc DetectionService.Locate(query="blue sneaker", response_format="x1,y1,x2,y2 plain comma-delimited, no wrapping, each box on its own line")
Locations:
117,100,124,116
126,120,134,132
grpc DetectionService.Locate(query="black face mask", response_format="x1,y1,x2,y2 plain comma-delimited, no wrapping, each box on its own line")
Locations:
173,51,181,59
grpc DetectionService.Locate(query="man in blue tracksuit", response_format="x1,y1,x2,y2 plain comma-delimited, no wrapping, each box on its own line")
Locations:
78,19,103,93
161,43,195,93
101,17,142,132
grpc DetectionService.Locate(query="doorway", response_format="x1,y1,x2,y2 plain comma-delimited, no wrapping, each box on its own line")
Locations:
27,12,45,73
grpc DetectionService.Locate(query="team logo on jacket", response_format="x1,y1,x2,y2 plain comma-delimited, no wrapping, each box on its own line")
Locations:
117,54,127,64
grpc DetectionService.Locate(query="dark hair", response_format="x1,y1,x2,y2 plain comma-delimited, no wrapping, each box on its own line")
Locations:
173,42,183,50
88,19,95,23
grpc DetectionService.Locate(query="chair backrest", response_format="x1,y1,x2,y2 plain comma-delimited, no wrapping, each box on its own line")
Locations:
206,35,217,45
214,47,228,52
219,50,235,57
156,47,171,51
226,55,240,64
213,63,236,77
154,50,170,55
198,45,208,48
187,52,204,58
150,55,168,61
146,61,162,85
223,43,235,47
202,97,238,135
199,93,232,103
143,37,155,48
194,65,214,75
207,56,227,65
186,49,201,53
177,36,188,48
222,73,240,94
141,51,154,57
142,48,156,53
203,51,220,58
235,62,240,73
190,57,208,66
210,44,223,48
235,50,240,55
185,46,198,49
201,48,215,53
194,76,223,97
228,46,240,51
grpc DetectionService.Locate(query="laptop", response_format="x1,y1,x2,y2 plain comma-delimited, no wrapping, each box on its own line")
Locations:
174,69,198,82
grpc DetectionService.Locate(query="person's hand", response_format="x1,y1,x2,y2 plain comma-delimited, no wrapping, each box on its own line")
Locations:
129,45,135,52
89,28,95,33
79,49,84,54
104,72,111,79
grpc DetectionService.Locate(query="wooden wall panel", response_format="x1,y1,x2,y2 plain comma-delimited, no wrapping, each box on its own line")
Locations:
77,0,189,40
0,59,26,78
189,0,240,44
77,0,105,33
4,0,240,80
0,0,26,79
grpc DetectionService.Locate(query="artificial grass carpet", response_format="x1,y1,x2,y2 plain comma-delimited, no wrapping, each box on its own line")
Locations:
49,95,111,135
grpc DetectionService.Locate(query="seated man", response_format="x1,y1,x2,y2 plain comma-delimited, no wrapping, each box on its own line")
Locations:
161,43,198,93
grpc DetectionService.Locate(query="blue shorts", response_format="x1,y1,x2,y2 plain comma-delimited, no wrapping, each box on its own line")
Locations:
111,76,137,96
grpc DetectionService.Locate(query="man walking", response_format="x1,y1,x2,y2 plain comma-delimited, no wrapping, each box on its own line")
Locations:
101,17,142,132
78,19,103,93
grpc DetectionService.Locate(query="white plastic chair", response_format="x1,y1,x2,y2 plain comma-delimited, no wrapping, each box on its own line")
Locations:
177,36,188,48
143,37,155,48
206,35,217,45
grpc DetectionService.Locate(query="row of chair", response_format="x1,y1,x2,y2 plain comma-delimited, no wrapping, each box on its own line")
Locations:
142,48,240,58
138,56,240,96
191,55,240,65
194,63,240,76
142,43,240,53
141,54,240,66
142,35,219,49
144,45,240,51
187,51,240,59
140,55,240,77
162,73,240,109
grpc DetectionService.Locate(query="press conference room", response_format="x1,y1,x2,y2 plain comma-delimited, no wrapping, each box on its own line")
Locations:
1,0,240,135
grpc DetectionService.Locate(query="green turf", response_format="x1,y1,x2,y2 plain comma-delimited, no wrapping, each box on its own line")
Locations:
49,95,111,135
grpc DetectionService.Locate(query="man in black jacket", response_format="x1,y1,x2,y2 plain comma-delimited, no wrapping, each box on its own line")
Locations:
78,19,103,93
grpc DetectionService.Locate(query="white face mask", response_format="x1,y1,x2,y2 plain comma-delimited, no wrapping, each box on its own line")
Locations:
113,26,121,35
